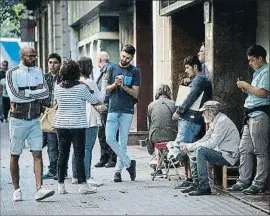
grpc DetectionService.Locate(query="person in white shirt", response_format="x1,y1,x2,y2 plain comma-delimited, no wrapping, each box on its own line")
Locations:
71,57,107,187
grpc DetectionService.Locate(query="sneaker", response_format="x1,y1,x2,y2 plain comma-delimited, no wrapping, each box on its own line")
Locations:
242,185,264,195
227,181,249,192
72,177,78,184
58,183,67,194
35,186,55,201
13,188,22,202
151,169,163,176
180,185,197,193
173,179,193,189
105,161,116,168
126,160,136,181
188,187,212,196
42,172,55,180
114,172,122,183
87,178,104,187
94,161,106,168
79,183,97,194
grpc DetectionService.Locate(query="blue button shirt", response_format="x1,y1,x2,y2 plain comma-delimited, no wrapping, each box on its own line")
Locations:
244,64,269,117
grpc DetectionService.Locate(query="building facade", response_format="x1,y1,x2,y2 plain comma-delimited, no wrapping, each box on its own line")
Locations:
24,0,269,134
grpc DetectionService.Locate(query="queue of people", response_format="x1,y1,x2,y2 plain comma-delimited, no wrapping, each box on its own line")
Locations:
3,43,269,202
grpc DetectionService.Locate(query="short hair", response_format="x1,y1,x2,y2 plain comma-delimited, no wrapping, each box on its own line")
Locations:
2,60,8,66
155,84,172,100
60,59,80,81
246,45,267,60
99,51,110,62
183,56,202,72
77,57,93,78
48,53,62,64
122,44,136,56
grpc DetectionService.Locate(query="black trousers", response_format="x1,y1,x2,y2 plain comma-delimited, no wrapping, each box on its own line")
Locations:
2,97,10,120
57,128,86,183
98,111,117,164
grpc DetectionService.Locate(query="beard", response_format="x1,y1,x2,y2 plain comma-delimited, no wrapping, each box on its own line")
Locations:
120,59,131,67
23,60,36,67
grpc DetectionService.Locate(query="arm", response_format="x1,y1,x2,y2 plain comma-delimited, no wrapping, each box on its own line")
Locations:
26,72,49,100
122,85,140,98
6,69,33,102
88,78,107,103
237,70,269,97
187,119,226,152
176,78,204,115
237,81,269,97
122,68,141,98
82,85,99,104
147,105,152,130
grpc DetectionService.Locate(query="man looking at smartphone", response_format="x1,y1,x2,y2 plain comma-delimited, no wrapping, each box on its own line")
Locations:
106,44,141,183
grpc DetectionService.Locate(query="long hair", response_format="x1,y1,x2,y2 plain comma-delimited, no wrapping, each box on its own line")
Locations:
77,57,94,79
155,84,172,100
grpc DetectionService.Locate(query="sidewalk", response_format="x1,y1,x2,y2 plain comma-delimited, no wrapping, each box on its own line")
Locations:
0,123,268,215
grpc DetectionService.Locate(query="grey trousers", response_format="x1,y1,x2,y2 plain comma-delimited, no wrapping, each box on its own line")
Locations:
239,112,269,187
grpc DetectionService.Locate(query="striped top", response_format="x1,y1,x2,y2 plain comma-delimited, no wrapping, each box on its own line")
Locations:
52,83,99,129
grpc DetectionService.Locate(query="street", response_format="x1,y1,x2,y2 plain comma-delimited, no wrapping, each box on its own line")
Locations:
0,123,267,215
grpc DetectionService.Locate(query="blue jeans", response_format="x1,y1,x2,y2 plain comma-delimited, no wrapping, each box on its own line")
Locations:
175,119,201,161
46,132,59,175
106,113,133,173
72,126,98,179
196,147,230,188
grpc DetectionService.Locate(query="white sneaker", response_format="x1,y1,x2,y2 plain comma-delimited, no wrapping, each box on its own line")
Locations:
58,183,67,194
79,183,97,194
35,186,55,201
13,188,22,201
71,177,78,184
87,179,104,187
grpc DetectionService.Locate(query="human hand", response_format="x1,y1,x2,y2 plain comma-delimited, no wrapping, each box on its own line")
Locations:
19,90,25,96
237,81,249,90
183,77,191,85
172,112,179,120
180,144,188,154
115,75,123,86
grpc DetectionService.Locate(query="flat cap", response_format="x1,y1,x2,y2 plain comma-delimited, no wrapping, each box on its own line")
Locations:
199,100,221,112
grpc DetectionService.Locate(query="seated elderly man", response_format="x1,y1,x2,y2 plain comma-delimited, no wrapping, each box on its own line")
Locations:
147,84,178,176
169,101,240,195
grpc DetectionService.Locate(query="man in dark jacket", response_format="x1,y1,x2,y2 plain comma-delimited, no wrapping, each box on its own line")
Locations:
172,55,212,188
147,84,178,175
42,53,68,180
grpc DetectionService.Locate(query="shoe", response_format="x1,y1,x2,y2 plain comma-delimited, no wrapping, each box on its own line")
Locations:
151,169,163,176
42,172,55,180
180,185,197,193
172,179,193,189
94,161,106,168
13,188,22,201
58,183,67,194
105,161,116,168
114,172,122,183
79,183,97,194
242,185,264,195
72,177,78,184
227,181,249,192
126,160,136,181
87,178,104,187
35,186,55,201
188,187,212,196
